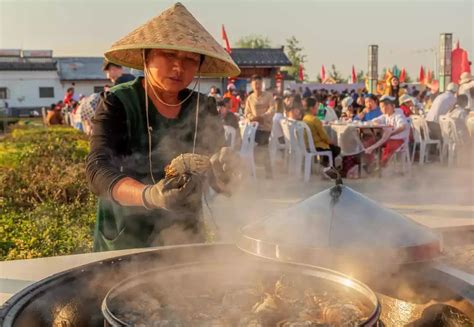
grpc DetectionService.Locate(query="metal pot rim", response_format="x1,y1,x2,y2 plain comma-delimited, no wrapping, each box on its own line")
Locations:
102,260,382,326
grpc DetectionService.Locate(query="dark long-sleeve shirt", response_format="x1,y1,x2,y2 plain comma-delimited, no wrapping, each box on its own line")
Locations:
86,77,225,251
86,78,224,199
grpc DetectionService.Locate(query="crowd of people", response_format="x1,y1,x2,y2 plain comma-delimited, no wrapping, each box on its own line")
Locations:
211,72,474,178
46,60,473,179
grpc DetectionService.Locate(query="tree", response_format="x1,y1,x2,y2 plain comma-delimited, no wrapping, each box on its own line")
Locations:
357,70,366,82
235,35,271,48
283,36,307,81
329,64,345,83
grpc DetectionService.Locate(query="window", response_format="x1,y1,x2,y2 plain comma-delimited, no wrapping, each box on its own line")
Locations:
0,87,7,99
39,87,55,98
94,86,104,93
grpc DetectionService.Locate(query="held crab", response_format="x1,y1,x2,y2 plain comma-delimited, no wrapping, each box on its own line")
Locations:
164,153,211,179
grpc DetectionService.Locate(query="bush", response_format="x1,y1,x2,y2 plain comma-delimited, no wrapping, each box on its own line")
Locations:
0,126,96,260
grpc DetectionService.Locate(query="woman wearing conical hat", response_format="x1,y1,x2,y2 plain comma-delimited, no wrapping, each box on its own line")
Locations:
86,3,241,252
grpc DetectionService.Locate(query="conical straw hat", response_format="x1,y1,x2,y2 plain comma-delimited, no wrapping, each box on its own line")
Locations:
104,2,240,77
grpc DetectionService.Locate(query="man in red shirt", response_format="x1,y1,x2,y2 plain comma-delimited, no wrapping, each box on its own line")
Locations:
63,87,75,106
223,83,241,113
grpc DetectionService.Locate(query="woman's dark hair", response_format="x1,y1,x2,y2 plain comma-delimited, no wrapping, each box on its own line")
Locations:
305,97,318,111
251,74,262,81
285,95,303,112
275,97,285,114
457,94,468,108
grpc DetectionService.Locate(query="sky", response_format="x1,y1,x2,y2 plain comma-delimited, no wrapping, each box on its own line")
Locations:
0,0,473,80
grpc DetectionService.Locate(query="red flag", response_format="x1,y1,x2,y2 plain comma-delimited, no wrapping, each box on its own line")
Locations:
399,68,406,83
299,64,304,81
419,66,425,83
321,65,326,81
351,65,357,83
221,24,231,53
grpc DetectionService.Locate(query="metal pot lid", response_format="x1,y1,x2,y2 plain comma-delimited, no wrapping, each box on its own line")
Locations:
237,179,441,265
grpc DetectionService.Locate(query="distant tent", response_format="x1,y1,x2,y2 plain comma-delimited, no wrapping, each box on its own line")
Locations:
322,76,337,84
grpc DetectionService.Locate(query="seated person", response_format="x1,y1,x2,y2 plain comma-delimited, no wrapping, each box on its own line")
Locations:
425,82,458,140
302,98,341,166
285,96,303,121
218,98,239,131
448,94,470,141
272,97,286,144
340,96,356,121
367,96,409,167
46,103,63,126
399,94,415,117
354,94,382,121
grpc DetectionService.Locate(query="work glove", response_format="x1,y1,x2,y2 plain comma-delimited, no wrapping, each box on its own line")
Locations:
209,147,242,196
142,174,202,211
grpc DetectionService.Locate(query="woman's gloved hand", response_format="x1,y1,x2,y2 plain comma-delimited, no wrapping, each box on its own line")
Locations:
142,174,202,211
209,147,242,196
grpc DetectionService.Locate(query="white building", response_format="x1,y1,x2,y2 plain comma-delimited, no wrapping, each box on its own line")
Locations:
56,57,111,98
0,50,111,116
0,50,61,115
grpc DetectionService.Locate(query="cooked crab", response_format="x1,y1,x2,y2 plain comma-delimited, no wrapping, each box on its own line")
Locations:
164,153,211,179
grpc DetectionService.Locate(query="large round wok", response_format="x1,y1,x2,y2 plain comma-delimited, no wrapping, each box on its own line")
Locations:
102,260,381,326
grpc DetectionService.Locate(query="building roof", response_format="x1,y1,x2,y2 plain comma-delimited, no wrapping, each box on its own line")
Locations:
230,47,292,67
0,61,57,71
56,57,109,81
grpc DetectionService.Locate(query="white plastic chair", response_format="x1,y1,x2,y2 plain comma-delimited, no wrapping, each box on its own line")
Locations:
239,121,258,179
223,125,237,150
439,115,459,166
410,115,441,164
391,136,412,174
294,121,333,182
280,118,300,174
410,118,423,164
269,115,287,168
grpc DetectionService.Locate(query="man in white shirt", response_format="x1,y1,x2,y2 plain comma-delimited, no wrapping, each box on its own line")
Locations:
371,95,409,167
425,83,458,140
459,72,474,112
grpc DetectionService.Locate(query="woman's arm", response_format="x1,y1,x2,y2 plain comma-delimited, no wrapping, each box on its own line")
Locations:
86,93,138,202
111,177,147,206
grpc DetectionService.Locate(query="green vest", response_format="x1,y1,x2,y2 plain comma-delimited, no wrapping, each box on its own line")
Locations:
93,78,222,252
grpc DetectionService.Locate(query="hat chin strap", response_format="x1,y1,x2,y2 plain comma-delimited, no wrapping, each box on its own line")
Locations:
142,49,202,184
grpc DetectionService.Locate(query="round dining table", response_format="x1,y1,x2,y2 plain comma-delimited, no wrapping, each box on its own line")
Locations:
324,121,393,177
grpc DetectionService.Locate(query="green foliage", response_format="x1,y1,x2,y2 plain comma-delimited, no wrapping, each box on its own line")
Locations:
329,64,345,83
357,70,366,83
235,35,272,48
0,126,96,260
283,36,307,82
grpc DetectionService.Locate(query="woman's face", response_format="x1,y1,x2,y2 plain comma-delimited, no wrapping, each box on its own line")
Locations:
391,77,399,87
146,49,201,93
